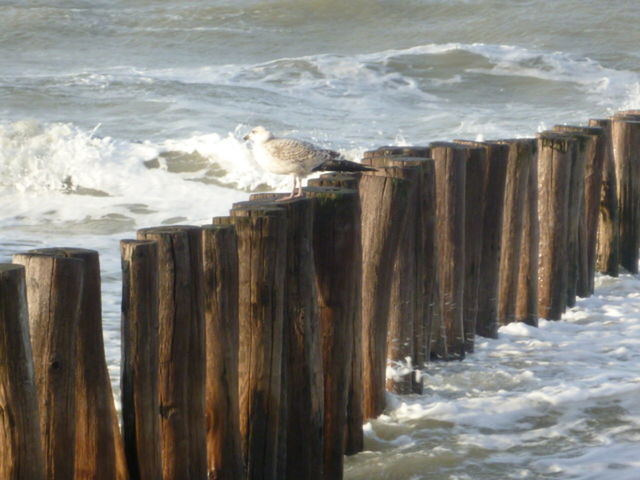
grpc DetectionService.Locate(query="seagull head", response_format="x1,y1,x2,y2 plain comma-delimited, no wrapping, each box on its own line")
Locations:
243,126,273,143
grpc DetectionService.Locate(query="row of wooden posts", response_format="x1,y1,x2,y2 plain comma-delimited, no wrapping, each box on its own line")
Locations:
1,110,640,480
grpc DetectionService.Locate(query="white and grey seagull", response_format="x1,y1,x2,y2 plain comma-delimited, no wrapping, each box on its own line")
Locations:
243,126,374,200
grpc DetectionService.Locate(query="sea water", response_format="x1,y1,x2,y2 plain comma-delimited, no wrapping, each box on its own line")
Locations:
1,1,639,478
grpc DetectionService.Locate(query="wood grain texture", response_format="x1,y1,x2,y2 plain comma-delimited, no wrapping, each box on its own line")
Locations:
13,252,83,480
306,186,360,479
589,118,619,277
136,226,207,480
0,264,46,480
536,133,574,320
359,171,410,414
430,142,467,359
120,240,162,480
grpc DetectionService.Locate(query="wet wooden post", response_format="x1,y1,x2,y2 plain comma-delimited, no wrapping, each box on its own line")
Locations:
465,142,510,338
219,206,286,480
536,133,575,320
120,240,162,480
589,118,619,276
494,139,534,325
13,251,84,480
201,225,244,480
363,157,423,393
136,226,207,480
359,170,410,416
453,142,489,350
308,174,364,455
515,140,539,326
306,186,360,479
430,142,467,359
0,264,46,480
553,125,606,297
611,112,640,274
246,194,324,480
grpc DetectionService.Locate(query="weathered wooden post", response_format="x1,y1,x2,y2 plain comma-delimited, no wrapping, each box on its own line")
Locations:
589,118,619,276
363,157,424,393
308,174,365,455
516,140,539,326
464,142,510,338
306,186,360,479
217,206,287,480
245,194,324,480
359,170,410,416
136,226,207,480
611,113,640,274
494,139,534,325
453,142,489,350
537,133,575,320
120,240,162,480
0,264,46,480
13,251,83,480
201,225,244,480
363,146,431,159
553,125,606,297
430,142,467,359
63,248,129,480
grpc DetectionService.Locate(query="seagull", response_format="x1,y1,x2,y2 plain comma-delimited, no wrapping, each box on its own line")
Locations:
243,126,374,199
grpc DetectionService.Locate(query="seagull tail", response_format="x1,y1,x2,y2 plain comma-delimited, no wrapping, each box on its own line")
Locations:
312,159,376,173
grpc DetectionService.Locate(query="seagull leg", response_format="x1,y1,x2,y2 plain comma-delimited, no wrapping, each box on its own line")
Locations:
294,176,305,197
277,175,297,201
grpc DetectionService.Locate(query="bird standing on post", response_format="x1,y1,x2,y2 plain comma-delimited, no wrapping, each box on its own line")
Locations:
243,126,374,200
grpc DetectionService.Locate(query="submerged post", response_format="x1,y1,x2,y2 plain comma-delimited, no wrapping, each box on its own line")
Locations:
553,125,605,297
359,170,410,416
453,142,489,350
536,133,574,320
589,118,619,277
0,264,46,480
136,226,207,480
611,113,640,274
120,240,162,480
430,142,467,359
495,139,535,325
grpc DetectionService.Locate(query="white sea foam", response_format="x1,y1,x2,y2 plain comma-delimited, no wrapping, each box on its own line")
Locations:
350,272,640,479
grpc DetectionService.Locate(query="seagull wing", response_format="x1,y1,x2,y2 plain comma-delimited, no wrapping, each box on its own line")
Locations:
264,138,339,174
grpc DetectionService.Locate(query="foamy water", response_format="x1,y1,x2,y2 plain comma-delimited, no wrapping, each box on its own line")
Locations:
1,0,640,477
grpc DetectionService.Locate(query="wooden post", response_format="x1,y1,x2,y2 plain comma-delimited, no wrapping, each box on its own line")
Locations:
589,118,619,276
467,142,510,338
553,125,606,297
0,264,46,480
536,133,574,320
430,142,467,359
363,146,431,159
359,170,410,416
13,251,83,480
308,174,366,455
120,240,162,480
136,226,207,480
453,142,489,350
611,114,640,274
516,140,539,326
201,225,244,480
363,157,423,393
245,195,324,480
495,139,534,325
306,186,360,479
220,207,286,480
